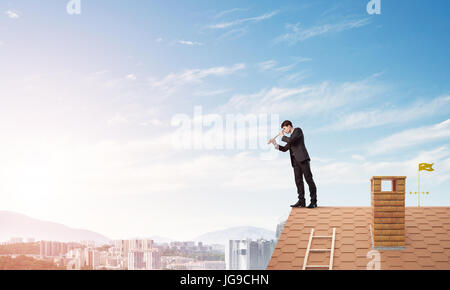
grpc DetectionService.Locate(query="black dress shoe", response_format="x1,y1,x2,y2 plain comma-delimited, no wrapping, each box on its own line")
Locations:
290,200,306,208
306,202,317,208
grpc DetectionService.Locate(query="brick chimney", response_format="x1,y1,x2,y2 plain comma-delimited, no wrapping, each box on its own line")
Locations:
370,176,406,249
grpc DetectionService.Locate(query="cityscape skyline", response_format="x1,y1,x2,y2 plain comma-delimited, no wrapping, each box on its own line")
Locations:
1,235,279,270
1,215,286,269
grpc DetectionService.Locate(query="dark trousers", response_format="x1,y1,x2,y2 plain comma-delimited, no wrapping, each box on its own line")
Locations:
293,160,317,203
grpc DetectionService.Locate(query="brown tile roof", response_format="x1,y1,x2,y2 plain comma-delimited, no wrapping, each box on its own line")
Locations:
267,207,450,270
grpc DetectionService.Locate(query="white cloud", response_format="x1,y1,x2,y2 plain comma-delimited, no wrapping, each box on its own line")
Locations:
258,60,278,72
5,10,20,19
314,146,450,187
178,40,203,46
352,154,366,161
274,64,297,73
325,95,450,131
125,74,137,81
155,37,164,43
258,57,312,73
194,89,231,97
304,146,450,190
275,18,371,45
313,156,335,163
369,119,450,155
210,8,283,42
215,27,249,41
149,63,246,95
284,71,309,82
217,77,384,116
208,10,279,29
215,8,249,18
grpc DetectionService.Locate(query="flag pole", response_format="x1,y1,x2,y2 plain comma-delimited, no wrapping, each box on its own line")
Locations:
418,166,420,208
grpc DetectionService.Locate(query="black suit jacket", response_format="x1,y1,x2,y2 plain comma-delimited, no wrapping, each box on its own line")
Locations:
277,127,311,166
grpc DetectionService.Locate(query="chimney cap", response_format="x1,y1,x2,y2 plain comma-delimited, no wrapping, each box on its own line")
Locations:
371,176,407,180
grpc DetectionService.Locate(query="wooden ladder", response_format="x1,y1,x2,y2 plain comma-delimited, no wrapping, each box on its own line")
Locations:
302,228,336,270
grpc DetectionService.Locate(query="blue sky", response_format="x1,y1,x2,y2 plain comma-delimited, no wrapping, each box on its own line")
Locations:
0,0,449,241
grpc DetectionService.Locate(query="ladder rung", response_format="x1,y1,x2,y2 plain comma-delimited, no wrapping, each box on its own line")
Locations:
302,228,336,270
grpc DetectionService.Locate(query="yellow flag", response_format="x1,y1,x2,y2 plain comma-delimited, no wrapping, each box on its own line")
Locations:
419,163,434,171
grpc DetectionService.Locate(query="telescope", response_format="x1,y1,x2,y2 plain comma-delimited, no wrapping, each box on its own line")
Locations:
267,134,280,145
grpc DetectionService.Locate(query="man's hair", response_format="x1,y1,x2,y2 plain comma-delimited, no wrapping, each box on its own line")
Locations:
281,120,293,128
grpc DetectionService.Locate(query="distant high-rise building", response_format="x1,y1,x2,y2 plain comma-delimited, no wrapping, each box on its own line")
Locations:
45,241,52,257
9,237,23,244
79,248,86,267
114,240,130,258
116,239,153,253
225,240,250,270
67,256,81,270
249,240,260,269
225,239,276,270
142,239,153,251
129,239,143,251
51,241,62,257
128,250,145,270
40,241,52,257
91,250,100,269
81,240,95,248
184,241,195,248
84,248,92,267
98,251,108,268
39,241,69,257
106,255,120,267
66,248,88,270
128,238,153,251
276,220,286,240
143,248,161,270
40,241,46,257
259,239,276,269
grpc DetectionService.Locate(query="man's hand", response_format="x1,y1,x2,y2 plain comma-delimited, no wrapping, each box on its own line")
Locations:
271,139,279,150
267,138,274,145
279,130,285,137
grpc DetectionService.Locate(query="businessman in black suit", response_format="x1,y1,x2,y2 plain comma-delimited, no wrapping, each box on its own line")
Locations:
269,120,317,208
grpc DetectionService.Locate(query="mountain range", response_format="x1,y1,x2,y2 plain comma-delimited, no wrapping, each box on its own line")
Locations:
0,211,111,245
0,211,275,246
